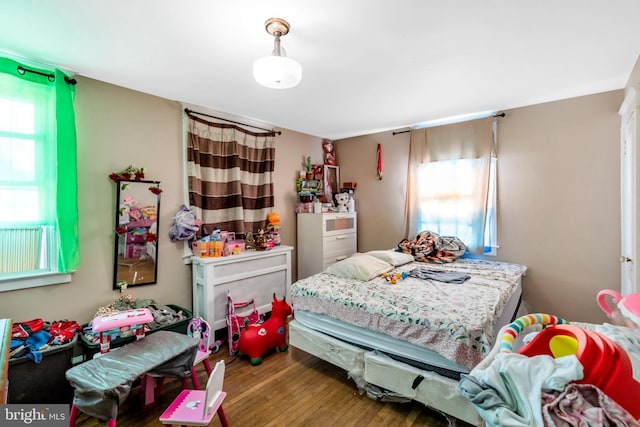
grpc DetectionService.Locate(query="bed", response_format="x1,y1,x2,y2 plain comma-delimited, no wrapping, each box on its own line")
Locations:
289,250,527,425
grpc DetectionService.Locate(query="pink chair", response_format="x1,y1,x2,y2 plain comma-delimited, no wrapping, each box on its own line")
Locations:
160,360,229,427
184,317,213,390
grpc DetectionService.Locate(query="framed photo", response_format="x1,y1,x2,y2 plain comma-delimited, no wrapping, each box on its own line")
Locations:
296,178,322,193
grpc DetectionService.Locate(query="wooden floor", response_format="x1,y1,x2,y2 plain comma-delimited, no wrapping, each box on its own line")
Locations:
72,341,473,427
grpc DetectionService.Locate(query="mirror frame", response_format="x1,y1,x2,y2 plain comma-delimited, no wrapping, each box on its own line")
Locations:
112,178,161,289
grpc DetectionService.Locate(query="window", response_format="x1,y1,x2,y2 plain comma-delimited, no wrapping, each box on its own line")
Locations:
417,157,497,255
0,57,79,290
407,117,498,255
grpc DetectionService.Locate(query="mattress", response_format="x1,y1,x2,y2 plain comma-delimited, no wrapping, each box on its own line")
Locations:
291,257,526,370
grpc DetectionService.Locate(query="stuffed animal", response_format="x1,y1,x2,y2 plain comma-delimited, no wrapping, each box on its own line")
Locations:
237,294,292,365
334,192,350,212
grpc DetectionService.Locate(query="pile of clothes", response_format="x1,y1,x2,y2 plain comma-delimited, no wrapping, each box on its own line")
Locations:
459,323,640,426
10,318,81,363
398,230,466,263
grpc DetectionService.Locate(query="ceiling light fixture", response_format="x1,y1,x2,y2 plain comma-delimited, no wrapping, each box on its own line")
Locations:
253,18,302,89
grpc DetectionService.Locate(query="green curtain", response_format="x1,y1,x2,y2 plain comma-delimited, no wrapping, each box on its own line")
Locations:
54,69,79,272
0,57,79,273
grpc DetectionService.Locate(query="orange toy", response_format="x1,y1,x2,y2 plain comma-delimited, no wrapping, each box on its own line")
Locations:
267,212,280,225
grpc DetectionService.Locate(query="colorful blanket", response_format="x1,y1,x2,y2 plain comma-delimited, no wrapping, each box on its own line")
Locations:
291,258,527,369
398,230,466,263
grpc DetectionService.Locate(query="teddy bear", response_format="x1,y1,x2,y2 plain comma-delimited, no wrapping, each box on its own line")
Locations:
334,192,350,213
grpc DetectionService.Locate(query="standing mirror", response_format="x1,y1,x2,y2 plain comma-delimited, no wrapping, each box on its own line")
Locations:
113,179,161,289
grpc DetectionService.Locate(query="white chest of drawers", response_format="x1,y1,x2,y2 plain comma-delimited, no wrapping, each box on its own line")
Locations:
191,245,293,330
296,212,357,279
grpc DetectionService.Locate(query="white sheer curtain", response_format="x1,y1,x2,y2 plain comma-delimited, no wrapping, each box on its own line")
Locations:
404,117,493,254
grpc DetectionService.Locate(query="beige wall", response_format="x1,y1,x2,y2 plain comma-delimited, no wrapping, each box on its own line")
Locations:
336,131,409,251
0,76,323,324
335,90,623,324
0,76,625,326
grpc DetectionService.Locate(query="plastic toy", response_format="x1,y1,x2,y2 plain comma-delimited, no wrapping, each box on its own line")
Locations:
159,360,229,427
499,313,640,419
267,212,280,225
226,291,263,356
266,212,281,246
597,289,640,328
186,317,213,389
92,308,153,355
237,294,292,365
382,272,408,284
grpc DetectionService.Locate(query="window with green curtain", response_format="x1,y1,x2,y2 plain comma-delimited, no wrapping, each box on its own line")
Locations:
0,56,79,290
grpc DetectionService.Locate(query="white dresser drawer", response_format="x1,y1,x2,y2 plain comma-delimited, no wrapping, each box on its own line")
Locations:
322,255,349,270
322,233,357,258
322,213,357,237
211,251,288,280
297,212,357,279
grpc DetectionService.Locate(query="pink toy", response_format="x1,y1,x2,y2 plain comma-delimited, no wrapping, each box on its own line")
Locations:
237,294,292,365
597,289,640,328
186,317,213,390
92,308,153,354
159,360,229,427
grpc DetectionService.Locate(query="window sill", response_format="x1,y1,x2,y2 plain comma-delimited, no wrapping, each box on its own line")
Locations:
484,246,499,256
0,272,72,292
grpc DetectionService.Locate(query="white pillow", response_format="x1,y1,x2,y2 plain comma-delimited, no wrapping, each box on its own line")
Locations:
365,250,414,267
325,254,393,281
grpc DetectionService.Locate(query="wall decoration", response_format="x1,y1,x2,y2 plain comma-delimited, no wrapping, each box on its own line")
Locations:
376,143,383,180
111,177,161,289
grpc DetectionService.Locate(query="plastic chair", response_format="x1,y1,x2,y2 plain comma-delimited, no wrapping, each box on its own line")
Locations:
185,317,213,389
160,360,229,427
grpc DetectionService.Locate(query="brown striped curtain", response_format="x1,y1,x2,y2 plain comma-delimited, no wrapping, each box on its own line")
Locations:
187,114,275,235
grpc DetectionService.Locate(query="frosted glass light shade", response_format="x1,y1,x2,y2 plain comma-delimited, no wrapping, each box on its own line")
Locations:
253,56,302,89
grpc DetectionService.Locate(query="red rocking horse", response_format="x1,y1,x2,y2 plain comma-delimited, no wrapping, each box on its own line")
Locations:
237,294,292,365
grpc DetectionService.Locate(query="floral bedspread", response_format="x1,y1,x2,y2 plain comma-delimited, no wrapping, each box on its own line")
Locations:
291,258,527,369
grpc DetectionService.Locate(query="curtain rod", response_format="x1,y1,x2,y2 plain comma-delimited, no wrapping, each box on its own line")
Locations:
392,112,505,136
16,65,77,85
184,108,281,135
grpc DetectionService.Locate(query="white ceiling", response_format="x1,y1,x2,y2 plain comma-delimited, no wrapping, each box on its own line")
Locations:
1,1,639,140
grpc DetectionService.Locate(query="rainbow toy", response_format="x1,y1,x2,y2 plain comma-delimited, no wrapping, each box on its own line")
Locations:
499,313,569,353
